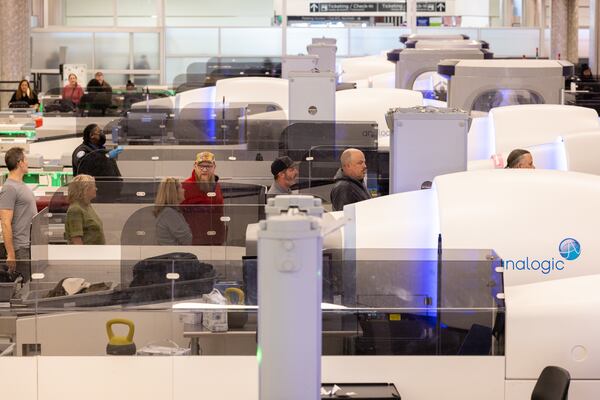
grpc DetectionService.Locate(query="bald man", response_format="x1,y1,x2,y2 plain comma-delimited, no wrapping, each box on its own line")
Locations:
330,148,371,211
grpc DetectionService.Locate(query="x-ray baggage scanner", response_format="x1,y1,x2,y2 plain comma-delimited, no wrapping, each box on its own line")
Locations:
387,106,468,193
404,39,489,50
388,47,493,91
400,33,469,43
439,59,574,113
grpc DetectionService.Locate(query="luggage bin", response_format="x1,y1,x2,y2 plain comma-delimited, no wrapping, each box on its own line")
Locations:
21,281,118,308
0,278,23,302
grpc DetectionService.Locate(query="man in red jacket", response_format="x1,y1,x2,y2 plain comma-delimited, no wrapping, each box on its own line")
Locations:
181,151,226,245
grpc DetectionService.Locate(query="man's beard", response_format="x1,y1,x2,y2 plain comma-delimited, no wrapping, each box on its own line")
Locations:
197,176,216,193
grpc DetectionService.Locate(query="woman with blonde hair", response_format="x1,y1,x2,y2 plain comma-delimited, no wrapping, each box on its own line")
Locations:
64,174,105,245
154,177,192,246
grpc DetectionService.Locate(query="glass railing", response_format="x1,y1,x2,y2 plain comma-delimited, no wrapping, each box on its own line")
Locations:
31,181,269,247
108,113,389,198
1,248,504,357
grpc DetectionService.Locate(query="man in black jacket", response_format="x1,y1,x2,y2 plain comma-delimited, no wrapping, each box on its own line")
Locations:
330,148,371,211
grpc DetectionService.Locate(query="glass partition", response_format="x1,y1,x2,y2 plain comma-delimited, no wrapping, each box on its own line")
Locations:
117,0,159,27
164,0,273,27
167,57,282,89
2,248,503,356
166,28,220,57
349,27,410,55
112,114,388,199
286,27,350,56
221,28,282,57
21,258,181,357
95,32,130,70
31,32,94,70
39,90,170,116
32,26,580,88
478,28,540,58
31,180,268,247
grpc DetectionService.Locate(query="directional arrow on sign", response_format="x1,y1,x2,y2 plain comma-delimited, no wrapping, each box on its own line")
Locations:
310,2,319,12
436,2,446,12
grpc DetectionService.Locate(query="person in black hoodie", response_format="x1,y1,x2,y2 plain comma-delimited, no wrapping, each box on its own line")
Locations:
72,123,123,176
330,148,371,211
72,124,124,202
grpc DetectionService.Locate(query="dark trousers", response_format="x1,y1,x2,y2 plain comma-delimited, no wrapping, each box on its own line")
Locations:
0,244,31,281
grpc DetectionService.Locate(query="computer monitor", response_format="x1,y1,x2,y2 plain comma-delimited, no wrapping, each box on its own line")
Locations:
8,101,30,109
124,112,168,143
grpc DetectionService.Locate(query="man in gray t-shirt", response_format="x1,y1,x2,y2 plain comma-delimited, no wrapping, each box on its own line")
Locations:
267,156,299,198
0,148,37,275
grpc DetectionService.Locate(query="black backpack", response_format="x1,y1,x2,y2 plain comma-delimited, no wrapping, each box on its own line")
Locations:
128,252,215,302
44,99,76,113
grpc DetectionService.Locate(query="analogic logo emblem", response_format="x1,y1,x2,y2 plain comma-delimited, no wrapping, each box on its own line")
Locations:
558,238,581,261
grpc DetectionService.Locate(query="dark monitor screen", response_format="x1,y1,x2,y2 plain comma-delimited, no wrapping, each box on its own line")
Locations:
282,121,378,153
124,112,167,142
9,101,30,109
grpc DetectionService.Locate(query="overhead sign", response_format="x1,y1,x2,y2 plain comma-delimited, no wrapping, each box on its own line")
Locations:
290,16,371,22
309,2,446,13
310,3,377,12
378,3,406,12
416,2,446,12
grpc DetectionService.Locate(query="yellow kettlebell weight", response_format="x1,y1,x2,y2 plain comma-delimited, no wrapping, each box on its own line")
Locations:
224,287,245,305
106,318,136,355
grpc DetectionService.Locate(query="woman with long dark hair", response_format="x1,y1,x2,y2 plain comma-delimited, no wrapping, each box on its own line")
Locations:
9,80,39,109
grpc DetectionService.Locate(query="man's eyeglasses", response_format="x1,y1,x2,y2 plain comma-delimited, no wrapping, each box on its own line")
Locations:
195,163,214,170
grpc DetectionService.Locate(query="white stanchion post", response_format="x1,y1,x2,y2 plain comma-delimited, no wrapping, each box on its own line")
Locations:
257,195,324,400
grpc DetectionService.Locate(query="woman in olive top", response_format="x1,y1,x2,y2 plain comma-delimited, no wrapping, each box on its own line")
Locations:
154,177,192,246
65,174,106,245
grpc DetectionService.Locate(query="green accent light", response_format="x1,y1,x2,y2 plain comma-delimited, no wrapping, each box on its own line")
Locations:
23,174,40,184
51,173,62,187
6,171,72,187
256,346,263,365
0,130,36,139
